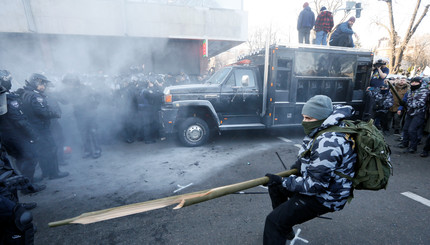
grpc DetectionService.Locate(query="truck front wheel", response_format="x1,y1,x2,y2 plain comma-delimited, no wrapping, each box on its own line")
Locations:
178,117,210,147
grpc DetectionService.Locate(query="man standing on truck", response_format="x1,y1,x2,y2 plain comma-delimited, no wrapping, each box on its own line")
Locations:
263,95,356,244
314,6,334,45
297,2,315,44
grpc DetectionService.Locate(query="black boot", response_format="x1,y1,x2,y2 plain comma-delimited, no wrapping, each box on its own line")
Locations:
21,184,46,195
49,171,69,180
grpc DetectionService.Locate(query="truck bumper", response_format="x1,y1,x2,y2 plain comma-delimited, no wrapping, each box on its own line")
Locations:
159,107,179,134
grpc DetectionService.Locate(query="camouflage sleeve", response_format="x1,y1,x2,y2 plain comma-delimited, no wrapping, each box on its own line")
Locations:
408,90,427,109
383,92,394,109
282,132,352,194
365,90,375,98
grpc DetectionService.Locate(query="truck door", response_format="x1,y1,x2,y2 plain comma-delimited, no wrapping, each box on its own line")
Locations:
272,58,294,125
219,68,261,123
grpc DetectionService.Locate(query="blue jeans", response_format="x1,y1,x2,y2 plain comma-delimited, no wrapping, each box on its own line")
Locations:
298,28,311,44
315,31,328,45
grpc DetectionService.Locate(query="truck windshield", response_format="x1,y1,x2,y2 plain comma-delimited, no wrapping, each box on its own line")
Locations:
205,67,232,84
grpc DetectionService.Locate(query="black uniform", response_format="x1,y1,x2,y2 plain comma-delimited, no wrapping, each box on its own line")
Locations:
20,83,67,179
0,148,35,245
0,92,38,181
45,92,68,164
137,83,163,143
119,81,139,143
67,83,101,158
137,88,154,143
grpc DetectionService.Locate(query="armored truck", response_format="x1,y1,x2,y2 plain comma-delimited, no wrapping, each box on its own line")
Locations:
160,44,374,146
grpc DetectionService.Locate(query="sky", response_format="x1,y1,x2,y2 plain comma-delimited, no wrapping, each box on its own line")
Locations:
243,0,430,50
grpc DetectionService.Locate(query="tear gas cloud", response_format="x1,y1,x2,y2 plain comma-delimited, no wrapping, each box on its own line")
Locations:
0,1,207,165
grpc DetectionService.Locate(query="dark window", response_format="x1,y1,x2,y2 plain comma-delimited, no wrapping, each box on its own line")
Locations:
295,52,356,77
277,59,292,69
276,70,291,91
352,64,371,101
296,79,350,102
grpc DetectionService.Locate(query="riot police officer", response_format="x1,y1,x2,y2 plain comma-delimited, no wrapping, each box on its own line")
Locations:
137,79,163,144
1,144,36,245
62,74,101,159
0,70,46,191
20,73,69,180
119,75,139,143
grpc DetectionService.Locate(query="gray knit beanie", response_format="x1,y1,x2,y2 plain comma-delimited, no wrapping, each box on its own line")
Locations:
302,95,333,120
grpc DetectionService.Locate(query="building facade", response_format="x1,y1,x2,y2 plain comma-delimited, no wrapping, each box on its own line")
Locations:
0,0,247,78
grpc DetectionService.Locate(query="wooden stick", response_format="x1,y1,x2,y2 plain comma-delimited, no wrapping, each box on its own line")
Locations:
49,169,298,227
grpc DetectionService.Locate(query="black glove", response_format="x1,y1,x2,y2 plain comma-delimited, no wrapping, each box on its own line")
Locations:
290,160,301,170
4,175,30,191
265,173,283,187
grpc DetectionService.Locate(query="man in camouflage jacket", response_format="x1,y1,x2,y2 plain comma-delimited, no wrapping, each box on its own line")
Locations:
397,77,429,153
366,84,394,133
263,95,356,245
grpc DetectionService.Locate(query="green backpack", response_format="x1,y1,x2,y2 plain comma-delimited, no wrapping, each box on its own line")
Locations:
311,119,392,191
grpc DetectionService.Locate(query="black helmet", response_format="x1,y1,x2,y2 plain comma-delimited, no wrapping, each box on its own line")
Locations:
62,73,81,85
410,77,422,83
0,70,12,91
27,73,51,87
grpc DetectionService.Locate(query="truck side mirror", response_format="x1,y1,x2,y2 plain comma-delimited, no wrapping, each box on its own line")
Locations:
241,75,249,87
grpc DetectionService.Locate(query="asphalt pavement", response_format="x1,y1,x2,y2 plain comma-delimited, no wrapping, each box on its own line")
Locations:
21,130,430,244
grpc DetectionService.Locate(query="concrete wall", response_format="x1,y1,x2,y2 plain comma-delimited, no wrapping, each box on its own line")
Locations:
0,0,247,78
0,0,247,41
0,0,29,32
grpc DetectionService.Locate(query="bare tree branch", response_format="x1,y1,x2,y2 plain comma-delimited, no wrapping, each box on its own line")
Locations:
382,0,430,73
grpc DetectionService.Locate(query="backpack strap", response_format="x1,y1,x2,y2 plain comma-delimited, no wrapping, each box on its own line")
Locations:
302,124,357,180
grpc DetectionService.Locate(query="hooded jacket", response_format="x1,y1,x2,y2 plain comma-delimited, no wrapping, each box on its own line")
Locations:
297,6,315,30
330,21,355,47
282,105,356,211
